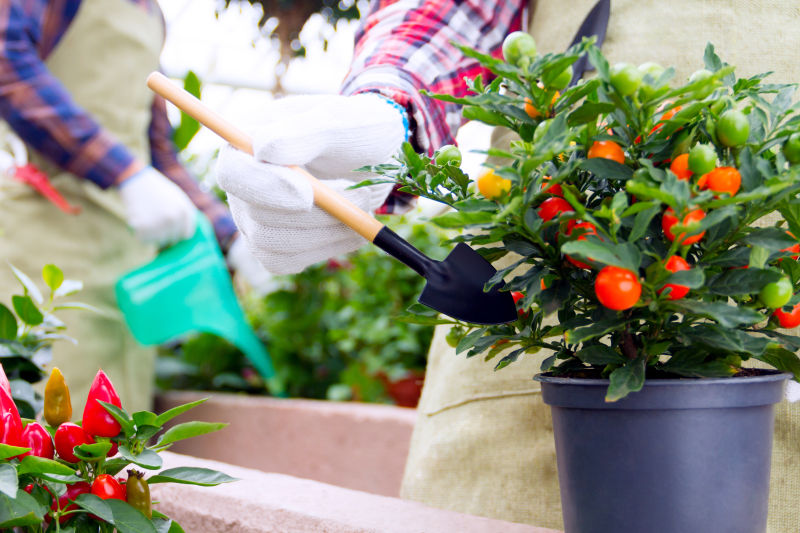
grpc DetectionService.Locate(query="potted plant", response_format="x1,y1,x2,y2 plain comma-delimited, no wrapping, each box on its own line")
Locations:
360,37,800,533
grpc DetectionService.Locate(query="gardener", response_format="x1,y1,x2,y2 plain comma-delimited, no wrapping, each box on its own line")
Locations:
0,0,268,414
217,0,800,531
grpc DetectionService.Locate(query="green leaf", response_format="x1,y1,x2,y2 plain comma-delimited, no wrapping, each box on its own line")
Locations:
430,211,495,229
579,158,634,181
99,401,136,438
154,398,208,427
560,240,640,271
0,464,17,498
153,517,186,533
9,264,43,304
106,499,158,533
661,349,737,378
132,411,158,428
0,443,31,460
664,268,705,288
54,279,83,298
147,467,237,487
74,493,114,524
455,328,488,354
681,324,771,357
172,71,202,151
575,345,626,365
741,228,798,251
11,295,43,326
565,317,627,344
749,246,770,269
0,304,17,341
605,356,646,402
18,456,77,476
42,264,64,292
758,347,800,381
73,442,113,462
628,204,661,242
670,301,765,328
118,445,162,470
706,268,782,296
568,102,616,126
0,489,46,527
155,421,227,448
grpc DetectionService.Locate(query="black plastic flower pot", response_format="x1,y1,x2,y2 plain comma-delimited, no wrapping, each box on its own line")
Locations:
535,371,789,533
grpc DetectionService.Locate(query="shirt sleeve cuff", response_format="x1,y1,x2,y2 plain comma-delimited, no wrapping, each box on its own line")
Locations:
341,66,459,155
65,131,137,189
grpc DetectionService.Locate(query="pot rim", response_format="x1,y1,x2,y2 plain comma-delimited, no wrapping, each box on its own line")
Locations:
535,370,791,410
534,369,790,387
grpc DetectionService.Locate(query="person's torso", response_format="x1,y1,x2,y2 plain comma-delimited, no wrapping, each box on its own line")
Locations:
39,0,164,163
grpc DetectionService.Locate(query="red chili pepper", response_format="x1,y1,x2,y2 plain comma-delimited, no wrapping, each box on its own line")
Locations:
19,422,54,459
0,387,23,446
54,423,94,463
51,481,91,524
82,370,122,438
107,440,119,458
0,364,11,395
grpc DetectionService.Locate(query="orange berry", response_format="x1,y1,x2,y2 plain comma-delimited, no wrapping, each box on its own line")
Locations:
701,166,741,196
588,140,625,164
669,153,692,180
662,207,706,246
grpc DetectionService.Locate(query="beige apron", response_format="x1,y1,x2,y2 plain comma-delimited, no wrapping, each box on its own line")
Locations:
0,0,163,414
401,2,800,531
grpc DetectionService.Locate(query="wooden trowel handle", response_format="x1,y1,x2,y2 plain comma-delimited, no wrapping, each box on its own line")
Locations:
146,72,385,242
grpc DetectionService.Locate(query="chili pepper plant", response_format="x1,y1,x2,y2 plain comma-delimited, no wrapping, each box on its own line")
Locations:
359,39,800,400
0,264,92,418
0,364,234,531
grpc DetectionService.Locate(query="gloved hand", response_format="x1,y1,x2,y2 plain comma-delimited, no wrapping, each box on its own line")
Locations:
216,92,407,275
787,380,800,402
119,166,197,247
226,235,276,296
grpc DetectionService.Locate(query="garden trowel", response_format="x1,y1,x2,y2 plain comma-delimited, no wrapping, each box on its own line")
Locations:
146,72,517,325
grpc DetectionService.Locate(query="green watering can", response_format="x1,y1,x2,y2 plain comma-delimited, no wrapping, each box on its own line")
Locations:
115,213,284,395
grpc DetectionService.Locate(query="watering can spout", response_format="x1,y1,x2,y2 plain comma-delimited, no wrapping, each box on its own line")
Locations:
115,213,283,395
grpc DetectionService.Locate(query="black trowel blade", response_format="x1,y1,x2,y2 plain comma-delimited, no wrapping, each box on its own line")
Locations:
418,243,518,325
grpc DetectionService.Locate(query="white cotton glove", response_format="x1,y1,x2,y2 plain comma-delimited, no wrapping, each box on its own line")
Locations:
787,380,800,402
216,93,407,275
119,166,197,247
226,236,277,296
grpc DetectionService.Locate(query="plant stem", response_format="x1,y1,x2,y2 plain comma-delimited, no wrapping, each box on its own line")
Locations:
622,326,638,360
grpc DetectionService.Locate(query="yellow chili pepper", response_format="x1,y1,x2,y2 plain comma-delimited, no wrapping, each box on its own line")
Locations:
44,367,72,427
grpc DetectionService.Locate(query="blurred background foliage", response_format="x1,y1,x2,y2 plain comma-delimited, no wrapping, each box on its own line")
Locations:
220,0,362,59
157,215,448,406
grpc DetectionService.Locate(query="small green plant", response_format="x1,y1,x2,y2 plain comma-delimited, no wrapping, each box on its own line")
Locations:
360,39,800,401
0,265,92,418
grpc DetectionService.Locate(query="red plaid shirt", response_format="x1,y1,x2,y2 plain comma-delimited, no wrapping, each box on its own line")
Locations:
0,0,237,249
341,0,526,214
342,0,526,154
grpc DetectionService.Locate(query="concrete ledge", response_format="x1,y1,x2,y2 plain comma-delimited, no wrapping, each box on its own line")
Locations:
153,452,561,533
155,391,417,497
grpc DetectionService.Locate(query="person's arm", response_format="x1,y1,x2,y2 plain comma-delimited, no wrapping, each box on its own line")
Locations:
0,0,139,187
341,0,527,154
148,93,238,251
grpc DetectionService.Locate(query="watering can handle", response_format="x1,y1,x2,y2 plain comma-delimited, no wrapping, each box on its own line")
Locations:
146,72,385,242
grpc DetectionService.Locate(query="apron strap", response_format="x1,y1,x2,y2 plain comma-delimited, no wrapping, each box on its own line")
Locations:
568,0,611,86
